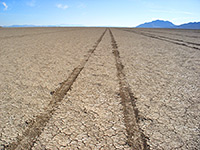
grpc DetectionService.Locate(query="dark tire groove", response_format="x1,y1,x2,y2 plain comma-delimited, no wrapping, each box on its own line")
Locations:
140,31,200,46
5,29,107,150
122,29,200,51
109,29,150,150
139,29,200,39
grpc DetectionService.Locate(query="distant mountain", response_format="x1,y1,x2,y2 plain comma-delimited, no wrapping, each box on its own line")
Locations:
136,20,175,28
3,24,85,28
136,20,200,29
176,22,200,29
4,25,55,27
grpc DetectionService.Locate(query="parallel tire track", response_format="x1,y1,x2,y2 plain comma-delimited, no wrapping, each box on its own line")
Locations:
143,31,200,46
140,29,200,39
5,29,107,150
109,29,149,150
139,31,200,46
122,29,200,51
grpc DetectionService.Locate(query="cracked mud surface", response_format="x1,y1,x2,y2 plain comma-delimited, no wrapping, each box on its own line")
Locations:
133,28,200,46
1,27,200,149
0,28,105,148
113,28,200,149
32,30,130,150
109,29,149,150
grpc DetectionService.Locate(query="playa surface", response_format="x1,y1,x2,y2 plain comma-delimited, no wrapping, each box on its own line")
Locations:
0,27,199,149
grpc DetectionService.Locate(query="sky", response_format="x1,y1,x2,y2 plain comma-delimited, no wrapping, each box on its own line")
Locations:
0,0,200,27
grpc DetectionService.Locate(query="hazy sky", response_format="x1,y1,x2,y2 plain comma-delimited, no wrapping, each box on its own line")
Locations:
0,0,199,27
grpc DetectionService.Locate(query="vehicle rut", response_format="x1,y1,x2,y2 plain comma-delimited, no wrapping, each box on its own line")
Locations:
109,29,149,150
139,30,200,46
139,29,200,39
5,29,107,150
122,29,200,51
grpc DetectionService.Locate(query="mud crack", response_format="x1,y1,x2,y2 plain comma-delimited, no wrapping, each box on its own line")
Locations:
0,28,85,40
5,29,107,150
122,29,200,51
109,29,150,150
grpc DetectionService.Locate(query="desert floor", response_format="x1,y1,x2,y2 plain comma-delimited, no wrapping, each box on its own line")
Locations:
0,27,199,150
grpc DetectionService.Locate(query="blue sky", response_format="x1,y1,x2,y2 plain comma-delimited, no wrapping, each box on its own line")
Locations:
0,0,199,27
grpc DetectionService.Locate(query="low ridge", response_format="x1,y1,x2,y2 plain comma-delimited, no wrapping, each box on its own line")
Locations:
136,20,200,29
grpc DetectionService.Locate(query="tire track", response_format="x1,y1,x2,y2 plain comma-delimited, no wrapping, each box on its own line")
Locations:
5,29,107,150
109,29,149,150
139,29,200,39
140,30,200,46
122,29,200,51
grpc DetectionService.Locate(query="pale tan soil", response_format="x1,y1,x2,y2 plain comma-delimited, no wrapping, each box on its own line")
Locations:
0,27,105,148
135,28,200,45
0,27,199,149
112,28,200,149
123,28,200,50
0,28,84,39
32,30,130,150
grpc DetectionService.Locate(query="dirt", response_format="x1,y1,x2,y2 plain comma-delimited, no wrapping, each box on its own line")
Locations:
112,28,200,149
123,29,200,50
109,29,149,150
0,27,199,150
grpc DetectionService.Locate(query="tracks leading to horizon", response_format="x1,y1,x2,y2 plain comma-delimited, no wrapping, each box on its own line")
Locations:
5,29,107,150
1,27,199,149
109,29,149,150
122,29,200,51
5,28,150,149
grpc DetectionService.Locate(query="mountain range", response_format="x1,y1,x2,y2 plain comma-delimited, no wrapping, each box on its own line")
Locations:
136,20,200,29
1,20,200,29
2,24,85,28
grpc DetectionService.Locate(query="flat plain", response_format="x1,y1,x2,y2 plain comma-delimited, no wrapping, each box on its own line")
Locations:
0,27,199,149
